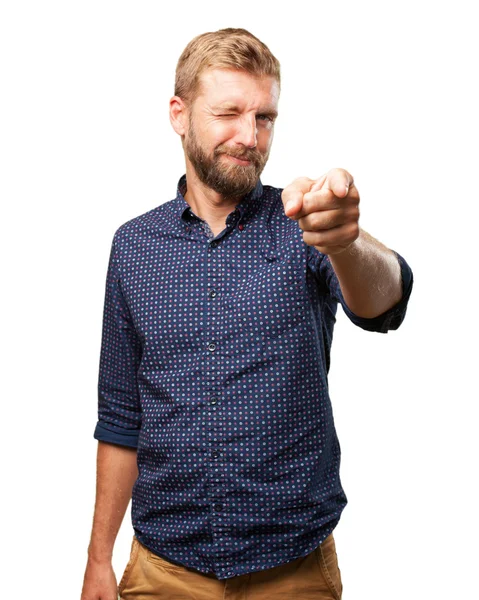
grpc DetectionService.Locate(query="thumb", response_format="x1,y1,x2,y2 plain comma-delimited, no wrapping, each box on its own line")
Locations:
322,169,351,197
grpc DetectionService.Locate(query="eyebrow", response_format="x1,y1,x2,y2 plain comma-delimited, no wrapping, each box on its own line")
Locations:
214,103,278,119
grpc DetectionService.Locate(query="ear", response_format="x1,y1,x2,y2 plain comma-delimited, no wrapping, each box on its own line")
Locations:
169,96,189,137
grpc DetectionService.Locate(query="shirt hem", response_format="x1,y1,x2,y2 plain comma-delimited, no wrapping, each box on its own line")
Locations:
134,519,340,580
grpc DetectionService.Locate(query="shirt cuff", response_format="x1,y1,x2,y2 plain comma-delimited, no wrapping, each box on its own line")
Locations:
93,420,140,448
337,250,414,333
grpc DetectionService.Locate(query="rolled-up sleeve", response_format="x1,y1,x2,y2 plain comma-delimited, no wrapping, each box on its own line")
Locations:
307,245,414,333
93,233,142,448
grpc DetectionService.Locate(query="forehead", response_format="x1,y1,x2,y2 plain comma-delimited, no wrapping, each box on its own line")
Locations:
197,68,279,109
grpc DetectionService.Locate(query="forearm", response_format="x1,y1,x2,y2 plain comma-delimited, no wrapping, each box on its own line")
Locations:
87,441,138,564
326,227,403,318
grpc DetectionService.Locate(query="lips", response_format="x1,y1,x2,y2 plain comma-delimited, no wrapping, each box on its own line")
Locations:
226,154,252,164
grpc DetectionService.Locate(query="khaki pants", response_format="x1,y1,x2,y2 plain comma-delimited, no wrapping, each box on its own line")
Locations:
118,532,343,599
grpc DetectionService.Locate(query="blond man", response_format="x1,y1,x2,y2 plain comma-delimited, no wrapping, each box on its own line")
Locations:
81,27,413,600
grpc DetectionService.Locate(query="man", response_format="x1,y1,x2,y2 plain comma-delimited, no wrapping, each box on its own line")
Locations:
81,28,413,600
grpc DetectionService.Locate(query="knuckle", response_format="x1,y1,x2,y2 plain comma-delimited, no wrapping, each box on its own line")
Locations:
348,223,360,239
348,206,360,221
294,176,312,186
311,212,326,229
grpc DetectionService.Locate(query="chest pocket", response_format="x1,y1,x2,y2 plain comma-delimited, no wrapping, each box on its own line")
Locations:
225,258,307,342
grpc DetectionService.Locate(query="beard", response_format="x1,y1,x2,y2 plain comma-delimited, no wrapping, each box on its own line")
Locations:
183,115,269,200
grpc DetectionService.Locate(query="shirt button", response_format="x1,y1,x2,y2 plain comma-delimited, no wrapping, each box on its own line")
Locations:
212,450,220,459
208,342,216,352
209,289,217,298
238,223,244,231
210,240,218,248
210,397,218,405
214,503,223,512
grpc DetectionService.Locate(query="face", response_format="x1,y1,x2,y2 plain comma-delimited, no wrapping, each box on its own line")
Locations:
181,68,279,199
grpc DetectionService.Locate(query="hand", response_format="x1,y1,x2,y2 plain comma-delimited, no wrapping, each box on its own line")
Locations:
281,168,360,255
80,558,118,600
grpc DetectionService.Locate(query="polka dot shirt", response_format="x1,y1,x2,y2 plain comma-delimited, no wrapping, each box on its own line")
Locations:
94,173,414,580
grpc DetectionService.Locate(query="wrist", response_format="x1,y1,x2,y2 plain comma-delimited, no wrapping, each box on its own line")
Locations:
87,542,113,565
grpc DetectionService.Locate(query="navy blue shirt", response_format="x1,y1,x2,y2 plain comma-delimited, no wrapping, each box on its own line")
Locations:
94,173,414,580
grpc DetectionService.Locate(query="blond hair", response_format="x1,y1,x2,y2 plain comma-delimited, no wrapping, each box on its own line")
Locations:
174,28,281,107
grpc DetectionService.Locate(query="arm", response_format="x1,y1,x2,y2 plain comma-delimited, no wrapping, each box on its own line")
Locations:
327,227,403,319
88,441,138,562
283,170,413,325
307,231,413,334
82,232,143,599
81,441,138,600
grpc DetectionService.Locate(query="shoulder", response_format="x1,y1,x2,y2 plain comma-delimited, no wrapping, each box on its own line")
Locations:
257,182,289,222
257,182,311,259
112,200,174,250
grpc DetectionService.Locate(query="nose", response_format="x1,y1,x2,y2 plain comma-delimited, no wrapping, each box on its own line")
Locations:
236,114,258,149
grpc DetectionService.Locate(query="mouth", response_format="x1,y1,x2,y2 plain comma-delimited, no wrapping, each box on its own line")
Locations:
225,154,252,166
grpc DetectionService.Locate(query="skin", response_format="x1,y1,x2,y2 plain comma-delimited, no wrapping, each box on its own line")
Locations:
80,64,405,600
171,67,403,318
169,68,279,236
282,172,403,318
80,442,138,600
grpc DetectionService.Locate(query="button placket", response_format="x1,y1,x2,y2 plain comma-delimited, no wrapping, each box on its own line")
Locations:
203,231,230,554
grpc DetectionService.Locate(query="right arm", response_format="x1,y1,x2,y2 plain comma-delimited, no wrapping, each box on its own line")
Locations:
82,234,143,599
80,441,138,600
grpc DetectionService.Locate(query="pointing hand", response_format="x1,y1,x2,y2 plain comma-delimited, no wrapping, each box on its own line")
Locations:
281,168,360,255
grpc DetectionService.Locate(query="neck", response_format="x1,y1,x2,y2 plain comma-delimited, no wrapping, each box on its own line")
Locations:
183,164,241,223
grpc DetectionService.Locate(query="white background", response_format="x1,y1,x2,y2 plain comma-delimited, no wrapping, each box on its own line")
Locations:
1,1,478,598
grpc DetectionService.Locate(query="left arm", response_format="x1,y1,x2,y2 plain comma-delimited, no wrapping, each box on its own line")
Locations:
282,169,404,319
327,227,403,319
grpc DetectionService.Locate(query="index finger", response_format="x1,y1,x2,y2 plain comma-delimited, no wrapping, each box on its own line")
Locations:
323,168,354,197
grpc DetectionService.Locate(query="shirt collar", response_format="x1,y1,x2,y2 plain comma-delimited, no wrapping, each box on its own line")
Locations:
172,173,264,225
